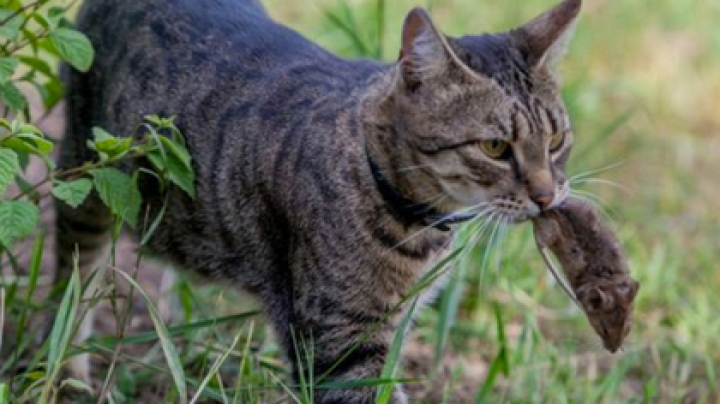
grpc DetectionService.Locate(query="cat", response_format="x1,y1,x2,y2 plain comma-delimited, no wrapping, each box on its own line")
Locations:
56,0,581,402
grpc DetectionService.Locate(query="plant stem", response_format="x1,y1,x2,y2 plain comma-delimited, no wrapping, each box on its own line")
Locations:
12,150,154,201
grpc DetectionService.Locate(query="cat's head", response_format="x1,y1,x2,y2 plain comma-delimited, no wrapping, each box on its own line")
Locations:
376,0,581,223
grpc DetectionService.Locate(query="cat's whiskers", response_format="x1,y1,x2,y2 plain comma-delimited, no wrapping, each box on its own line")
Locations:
569,192,607,221
569,190,618,221
457,210,498,268
455,206,497,263
479,212,505,276
390,201,490,251
458,205,498,244
569,160,626,183
417,193,448,207
493,215,511,272
457,208,501,270
570,176,629,193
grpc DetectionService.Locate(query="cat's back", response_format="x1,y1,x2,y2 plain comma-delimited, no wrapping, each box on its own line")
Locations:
65,0,385,258
77,0,327,67
70,0,373,180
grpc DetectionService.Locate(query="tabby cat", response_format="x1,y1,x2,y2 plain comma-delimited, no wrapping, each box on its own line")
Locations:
57,0,581,402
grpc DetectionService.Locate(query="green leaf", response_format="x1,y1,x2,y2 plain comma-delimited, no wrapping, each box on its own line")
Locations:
53,179,92,208
1,133,53,155
50,27,94,72
32,75,63,109
21,26,39,54
0,147,18,195
0,8,24,40
147,151,192,198
0,81,25,111
31,11,49,30
17,133,52,154
0,56,17,83
159,136,192,170
19,55,53,77
0,200,39,247
90,168,141,228
90,127,133,159
91,126,113,142
18,123,43,136
46,7,66,28
99,141,132,159
164,151,195,197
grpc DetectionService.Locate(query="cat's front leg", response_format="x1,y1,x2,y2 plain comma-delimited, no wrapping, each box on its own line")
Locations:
304,335,408,404
287,294,409,403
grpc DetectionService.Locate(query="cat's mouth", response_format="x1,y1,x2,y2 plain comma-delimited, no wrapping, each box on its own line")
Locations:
426,208,532,231
423,211,478,231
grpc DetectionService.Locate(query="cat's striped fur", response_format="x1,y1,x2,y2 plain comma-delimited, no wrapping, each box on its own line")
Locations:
57,0,581,402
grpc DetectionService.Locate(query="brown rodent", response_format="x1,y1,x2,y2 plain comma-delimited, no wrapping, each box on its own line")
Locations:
533,197,639,353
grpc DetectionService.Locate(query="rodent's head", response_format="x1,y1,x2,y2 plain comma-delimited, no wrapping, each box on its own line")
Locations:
576,275,639,352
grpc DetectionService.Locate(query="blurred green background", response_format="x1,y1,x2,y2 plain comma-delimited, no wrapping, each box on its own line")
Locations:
258,0,720,401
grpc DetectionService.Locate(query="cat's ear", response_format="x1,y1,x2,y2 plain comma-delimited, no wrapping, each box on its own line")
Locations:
510,0,581,71
398,7,455,90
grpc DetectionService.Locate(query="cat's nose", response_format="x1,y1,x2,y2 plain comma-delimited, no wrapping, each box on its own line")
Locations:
525,169,555,211
530,192,554,210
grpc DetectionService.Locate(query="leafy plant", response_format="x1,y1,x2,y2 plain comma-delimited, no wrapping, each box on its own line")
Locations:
0,1,197,402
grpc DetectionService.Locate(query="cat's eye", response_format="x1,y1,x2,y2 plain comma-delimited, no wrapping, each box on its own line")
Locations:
479,139,509,159
549,132,566,152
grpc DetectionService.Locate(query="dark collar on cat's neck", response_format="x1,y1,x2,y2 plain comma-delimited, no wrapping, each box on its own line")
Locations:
367,151,473,231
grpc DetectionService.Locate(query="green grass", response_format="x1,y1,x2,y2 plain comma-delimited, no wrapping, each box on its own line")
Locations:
3,0,720,402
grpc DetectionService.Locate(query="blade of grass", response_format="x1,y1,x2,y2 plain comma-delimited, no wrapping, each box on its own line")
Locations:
572,107,636,166
40,263,81,404
590,359,630,401
0,383,7,403
705,357,717,395
235,321,255,404
322,4,371,56
108,266,188,404
374,0,385,59
85,310,261,349
0,287,4,354
267,371,302,404
376,297,419,404
289,327,313,403
86,339,238,402
189,331,242,404
475,304,509,403
11,231,43,373
434,261,466,369
47,265,81,365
